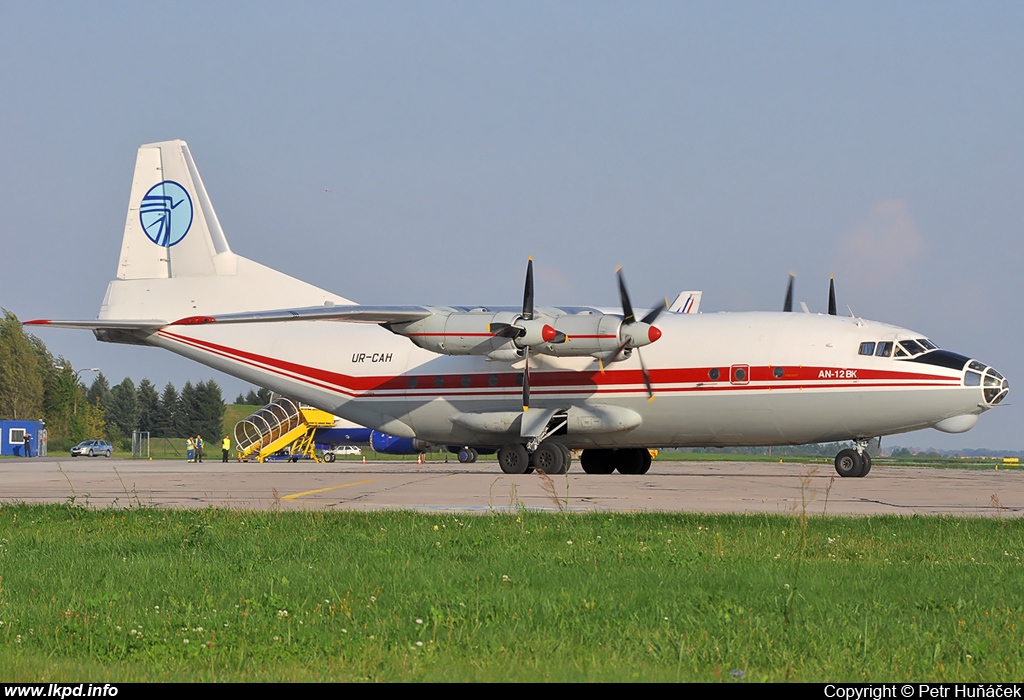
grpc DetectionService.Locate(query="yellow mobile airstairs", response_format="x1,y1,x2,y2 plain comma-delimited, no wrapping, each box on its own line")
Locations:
234,397,337,463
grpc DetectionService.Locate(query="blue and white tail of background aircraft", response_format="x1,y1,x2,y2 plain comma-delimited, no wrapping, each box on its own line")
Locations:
28,140,1009,477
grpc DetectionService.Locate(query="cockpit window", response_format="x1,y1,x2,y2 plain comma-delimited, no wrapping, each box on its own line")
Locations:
899,340,926,356
863,339,936,358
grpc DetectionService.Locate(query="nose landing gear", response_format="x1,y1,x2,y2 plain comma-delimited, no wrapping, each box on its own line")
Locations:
834,439,873,478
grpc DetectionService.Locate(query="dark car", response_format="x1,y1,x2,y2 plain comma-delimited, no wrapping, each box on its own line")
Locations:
71,439,113,457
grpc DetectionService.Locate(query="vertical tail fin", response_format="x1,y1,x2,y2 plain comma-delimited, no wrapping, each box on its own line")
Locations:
118,140,234,279
100,140,349,321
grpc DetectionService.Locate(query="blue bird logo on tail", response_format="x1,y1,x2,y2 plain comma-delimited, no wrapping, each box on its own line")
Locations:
140,181,193,247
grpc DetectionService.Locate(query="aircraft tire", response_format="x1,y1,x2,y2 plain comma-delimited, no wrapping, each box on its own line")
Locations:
533,443,566,475
834,449,864,478
616,448,645,475
458,448,474,464
323,452,336,463
498,444,530,474
580,449,614,474
557,444,572,472
468,448,478,463
859,453,872,477
638,449,653,475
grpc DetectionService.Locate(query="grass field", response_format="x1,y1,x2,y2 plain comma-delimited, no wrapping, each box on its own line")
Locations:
0,505,1021,681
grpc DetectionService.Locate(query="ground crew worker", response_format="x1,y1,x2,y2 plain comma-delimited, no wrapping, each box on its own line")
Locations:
186,436,195,463
196,435,204,463
222,435,231,462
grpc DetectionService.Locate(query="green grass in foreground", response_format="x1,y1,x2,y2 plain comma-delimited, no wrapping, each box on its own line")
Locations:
0,505,1021,682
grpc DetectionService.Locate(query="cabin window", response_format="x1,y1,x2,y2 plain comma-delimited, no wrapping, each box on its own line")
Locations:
434,376,445,388
407,377,418,389
919,338,937,350
969,360,987,373
461,375,472,388
894,344,909,358
730,365,749,384
488,374,499,387
859,342,876,356
773,367,784,379
875,342,893,357
708,368,720,381
964,372,982,386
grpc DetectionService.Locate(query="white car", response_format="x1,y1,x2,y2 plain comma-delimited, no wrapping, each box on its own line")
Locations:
71,439,113,457
321,445,362,462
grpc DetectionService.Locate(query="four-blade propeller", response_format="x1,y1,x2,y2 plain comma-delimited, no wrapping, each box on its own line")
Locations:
495,259,666,410
783,273,839,316
600,267,667,401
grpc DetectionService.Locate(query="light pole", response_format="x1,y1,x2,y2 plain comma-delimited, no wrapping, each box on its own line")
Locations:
56,364,99,416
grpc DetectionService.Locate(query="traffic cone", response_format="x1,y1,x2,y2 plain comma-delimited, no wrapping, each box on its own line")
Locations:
362,455,366,465
417,454,423,465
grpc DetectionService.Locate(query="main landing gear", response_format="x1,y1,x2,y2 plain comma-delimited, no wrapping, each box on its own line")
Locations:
496,445,655,475
834,439,873,478
579,448,652,475
497,443,573,475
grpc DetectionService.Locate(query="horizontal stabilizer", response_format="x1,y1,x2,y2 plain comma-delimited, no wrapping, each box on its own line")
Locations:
23,318,167,330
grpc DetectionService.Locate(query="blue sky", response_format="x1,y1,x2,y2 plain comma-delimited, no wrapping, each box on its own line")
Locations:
1,2,1021,450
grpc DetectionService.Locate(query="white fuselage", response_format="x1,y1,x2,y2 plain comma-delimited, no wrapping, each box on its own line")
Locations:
148,310,990,449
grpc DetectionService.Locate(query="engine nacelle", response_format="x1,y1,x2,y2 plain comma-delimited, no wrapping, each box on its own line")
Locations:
392,310,521,356
369,431,431,454
530,313,622,357
391,310,661,359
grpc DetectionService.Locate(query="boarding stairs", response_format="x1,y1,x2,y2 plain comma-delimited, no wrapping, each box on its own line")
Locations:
234,397,337,463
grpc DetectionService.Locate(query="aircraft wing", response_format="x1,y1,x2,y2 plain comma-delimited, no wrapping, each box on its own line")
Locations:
166,305,435,326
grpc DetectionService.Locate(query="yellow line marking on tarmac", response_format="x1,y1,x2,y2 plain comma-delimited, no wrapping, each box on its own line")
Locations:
282,479,377,501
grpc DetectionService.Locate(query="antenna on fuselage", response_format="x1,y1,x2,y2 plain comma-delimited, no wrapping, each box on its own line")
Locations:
783,273,795,312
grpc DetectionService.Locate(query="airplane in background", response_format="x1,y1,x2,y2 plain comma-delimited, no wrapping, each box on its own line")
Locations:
28,140,1009,478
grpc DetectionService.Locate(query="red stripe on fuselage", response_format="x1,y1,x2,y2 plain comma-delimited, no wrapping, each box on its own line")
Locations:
157,329,961,399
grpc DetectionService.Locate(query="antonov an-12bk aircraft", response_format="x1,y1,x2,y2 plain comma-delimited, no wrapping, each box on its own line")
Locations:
29,140,1009,478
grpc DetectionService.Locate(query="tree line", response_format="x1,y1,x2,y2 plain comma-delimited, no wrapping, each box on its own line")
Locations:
0,310,234,450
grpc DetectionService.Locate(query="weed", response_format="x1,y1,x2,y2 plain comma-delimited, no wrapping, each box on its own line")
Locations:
535,470,567,513
112,467,142,509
